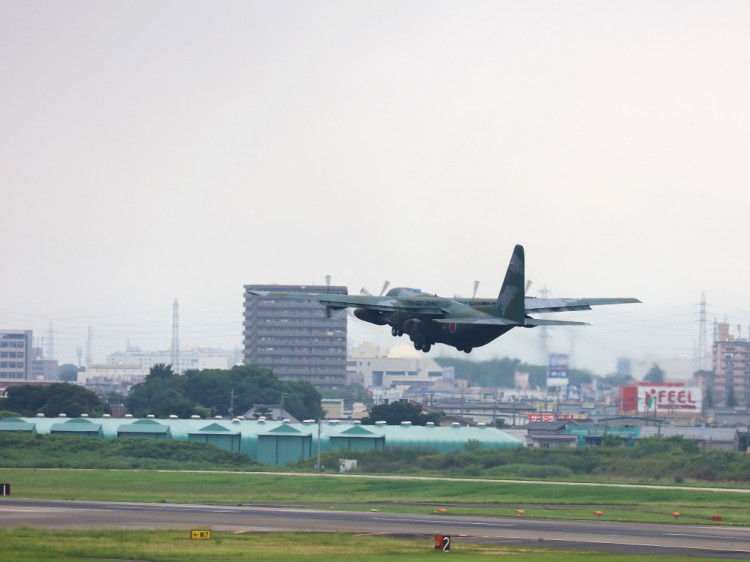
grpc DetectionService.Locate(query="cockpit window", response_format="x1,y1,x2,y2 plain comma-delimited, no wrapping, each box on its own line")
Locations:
386,288,424,297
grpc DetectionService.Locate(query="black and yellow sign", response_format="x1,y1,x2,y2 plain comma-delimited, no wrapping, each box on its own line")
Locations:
190,530,212,540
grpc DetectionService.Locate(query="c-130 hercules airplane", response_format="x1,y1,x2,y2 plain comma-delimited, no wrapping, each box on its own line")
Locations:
249,245,640,354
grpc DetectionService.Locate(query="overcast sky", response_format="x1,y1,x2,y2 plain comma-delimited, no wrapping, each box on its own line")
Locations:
2,1,748,377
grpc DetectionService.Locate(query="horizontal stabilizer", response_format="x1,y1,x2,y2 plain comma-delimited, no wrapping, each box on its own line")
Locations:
525,297,641,314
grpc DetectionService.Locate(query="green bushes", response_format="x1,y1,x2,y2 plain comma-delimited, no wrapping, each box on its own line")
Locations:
296,437,750,483
485,464,574,479
0,432,257,470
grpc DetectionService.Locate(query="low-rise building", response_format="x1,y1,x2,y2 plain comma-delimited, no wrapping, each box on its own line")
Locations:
78,364,149,394
107,346,232,374
347,342,449,389
0,330,32,382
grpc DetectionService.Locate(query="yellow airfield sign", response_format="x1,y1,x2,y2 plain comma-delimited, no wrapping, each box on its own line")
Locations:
190,530,212,540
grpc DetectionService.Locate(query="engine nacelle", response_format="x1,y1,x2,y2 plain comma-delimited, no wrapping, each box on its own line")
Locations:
354,308,388,325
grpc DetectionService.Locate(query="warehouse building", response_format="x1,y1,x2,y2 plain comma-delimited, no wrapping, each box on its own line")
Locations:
0,416,521,466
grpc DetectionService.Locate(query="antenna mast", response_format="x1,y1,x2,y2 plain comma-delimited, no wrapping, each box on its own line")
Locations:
696,292,708,371
171,299,180,373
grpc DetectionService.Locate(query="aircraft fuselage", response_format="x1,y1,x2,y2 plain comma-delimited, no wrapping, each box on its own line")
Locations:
354,302,513,353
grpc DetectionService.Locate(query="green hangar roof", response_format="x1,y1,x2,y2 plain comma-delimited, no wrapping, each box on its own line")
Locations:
2,416,522,466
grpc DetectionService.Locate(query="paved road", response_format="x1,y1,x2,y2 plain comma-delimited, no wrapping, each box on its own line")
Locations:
1,498,749,559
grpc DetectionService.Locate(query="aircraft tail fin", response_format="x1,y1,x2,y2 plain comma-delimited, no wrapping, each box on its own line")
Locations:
494,244,525,322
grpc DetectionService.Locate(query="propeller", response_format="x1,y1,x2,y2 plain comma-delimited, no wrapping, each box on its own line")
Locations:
379,280,391,296
525,279,533,295
360,280,390,296
472,280,480,298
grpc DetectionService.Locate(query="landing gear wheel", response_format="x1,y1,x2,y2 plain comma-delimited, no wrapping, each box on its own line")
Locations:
464,348,472,354
414,342,421,350
422,343,431,352
391,327,398,336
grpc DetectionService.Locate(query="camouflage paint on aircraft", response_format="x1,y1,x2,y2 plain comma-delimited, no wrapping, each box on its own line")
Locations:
248,244,641,354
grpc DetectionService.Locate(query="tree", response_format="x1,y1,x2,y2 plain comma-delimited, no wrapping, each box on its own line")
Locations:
183,365,286,417
126,364,197,418
1,385,48,416
0,383,109,417
40,384,110,417
58,364,80,383
643,363,665,383
126,364,323,420
361,401,442,425
281,379,323,421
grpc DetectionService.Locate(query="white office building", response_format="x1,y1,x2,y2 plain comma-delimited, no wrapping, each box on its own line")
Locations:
347,342,449,389
106,347,232,373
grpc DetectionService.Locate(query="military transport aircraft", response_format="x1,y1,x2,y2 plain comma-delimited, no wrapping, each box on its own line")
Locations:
248,245,640,354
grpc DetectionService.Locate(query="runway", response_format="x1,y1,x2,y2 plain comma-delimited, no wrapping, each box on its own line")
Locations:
1,498,749,559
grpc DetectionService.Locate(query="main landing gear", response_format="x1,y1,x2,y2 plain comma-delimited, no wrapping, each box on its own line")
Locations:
413,341,432,352
456,347,473,354
391,327,403,337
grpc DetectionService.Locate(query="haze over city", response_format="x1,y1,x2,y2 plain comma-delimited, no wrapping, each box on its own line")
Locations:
2,2,749,377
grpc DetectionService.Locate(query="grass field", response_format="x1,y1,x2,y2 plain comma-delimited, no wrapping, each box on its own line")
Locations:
1,468,747,525
0,529,735,562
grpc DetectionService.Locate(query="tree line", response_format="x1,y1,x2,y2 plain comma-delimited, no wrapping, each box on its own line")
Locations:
126,364,323,420
1,363,323,421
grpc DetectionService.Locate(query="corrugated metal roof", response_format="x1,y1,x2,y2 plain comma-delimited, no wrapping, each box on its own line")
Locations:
0,417,35,432
50,418,102,434
3,416,522,464
118,419,170,434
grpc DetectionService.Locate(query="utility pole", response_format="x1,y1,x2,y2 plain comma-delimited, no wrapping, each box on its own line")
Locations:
85,327,93,366
696,292,709,371
315,418,322,471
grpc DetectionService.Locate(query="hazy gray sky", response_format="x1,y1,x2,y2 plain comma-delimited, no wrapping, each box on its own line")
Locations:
2,1,748,376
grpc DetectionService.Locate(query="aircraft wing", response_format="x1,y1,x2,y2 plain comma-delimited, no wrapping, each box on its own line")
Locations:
523,318,590,327
524,297,641,314
247,290,447,316
433,317,520,326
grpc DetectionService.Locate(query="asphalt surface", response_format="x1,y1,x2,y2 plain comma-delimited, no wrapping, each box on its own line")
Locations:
2,498,750,559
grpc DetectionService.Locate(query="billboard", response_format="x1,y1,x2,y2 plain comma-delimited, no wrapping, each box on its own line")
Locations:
637,385,702,413
567,384,581,401
547,353,569,388
527,413,557,422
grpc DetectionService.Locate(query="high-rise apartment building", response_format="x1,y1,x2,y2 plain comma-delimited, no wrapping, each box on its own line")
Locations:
0,330,33,381
712,322,750,407
243,284,347,389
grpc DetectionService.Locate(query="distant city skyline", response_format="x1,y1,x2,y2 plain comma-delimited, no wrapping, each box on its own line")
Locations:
7,289,741,380
2,2,748,378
